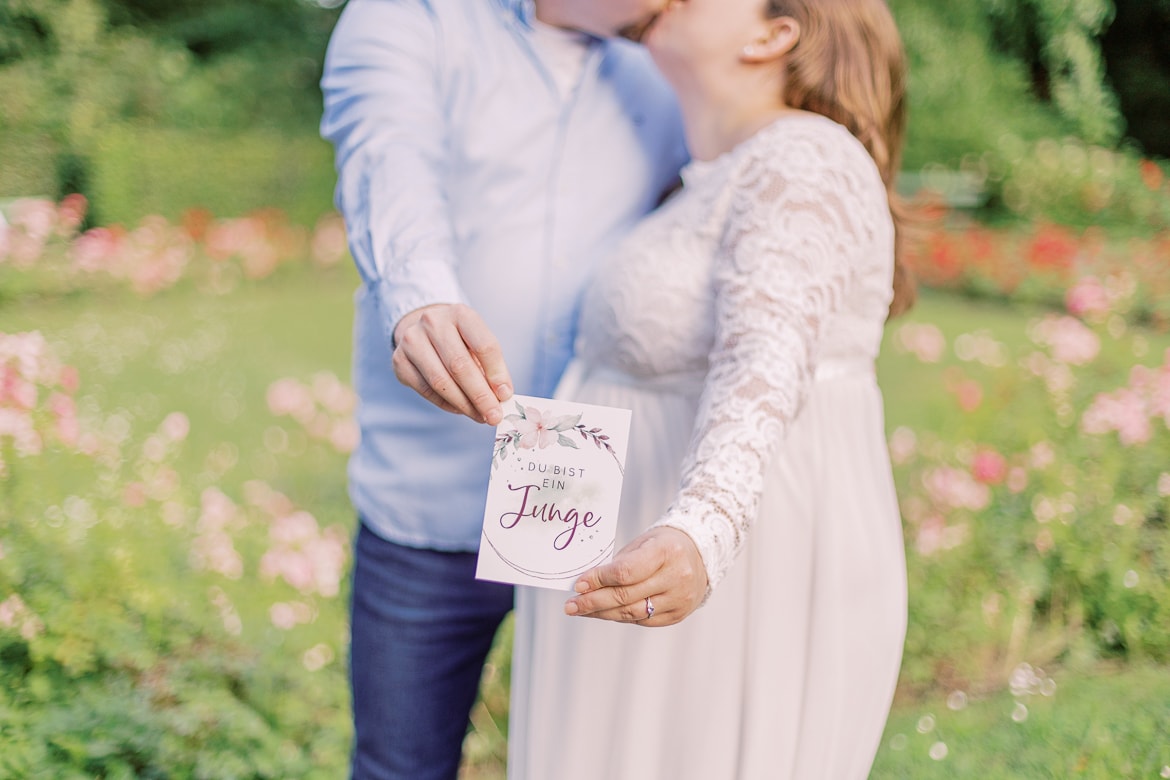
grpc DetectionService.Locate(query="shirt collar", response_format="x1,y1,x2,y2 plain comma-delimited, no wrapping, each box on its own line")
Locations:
496,0,535,26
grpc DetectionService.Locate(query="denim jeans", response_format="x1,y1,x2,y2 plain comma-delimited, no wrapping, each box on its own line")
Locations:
349,522,514,780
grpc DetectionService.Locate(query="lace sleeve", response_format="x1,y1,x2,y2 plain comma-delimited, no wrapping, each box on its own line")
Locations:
654,126,878,596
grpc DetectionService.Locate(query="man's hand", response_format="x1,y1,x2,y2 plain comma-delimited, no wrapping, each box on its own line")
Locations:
392,304,513,425
563,527,708,627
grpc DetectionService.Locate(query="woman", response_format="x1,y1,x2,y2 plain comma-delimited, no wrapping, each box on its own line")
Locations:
509,0,913,776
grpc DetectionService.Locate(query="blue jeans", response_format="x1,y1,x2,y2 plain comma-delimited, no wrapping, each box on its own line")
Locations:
349,522,514,780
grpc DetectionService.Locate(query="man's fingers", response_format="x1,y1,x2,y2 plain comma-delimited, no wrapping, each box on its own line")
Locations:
391,304,514,424
390,339,467,418
456,309,513,403
418,306,505,425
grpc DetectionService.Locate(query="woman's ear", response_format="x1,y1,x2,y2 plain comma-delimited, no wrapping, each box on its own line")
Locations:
740,16,800,63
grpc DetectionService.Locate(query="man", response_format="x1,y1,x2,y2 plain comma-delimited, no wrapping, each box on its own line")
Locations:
319,1,686,777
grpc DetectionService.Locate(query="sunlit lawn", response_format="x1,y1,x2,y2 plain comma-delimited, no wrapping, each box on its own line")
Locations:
872,664,1170,779
4,269,1169,778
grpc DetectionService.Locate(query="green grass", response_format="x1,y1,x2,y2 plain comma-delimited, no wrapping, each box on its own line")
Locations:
873,665,1170,778
5,273,1170,778
1,266,359,521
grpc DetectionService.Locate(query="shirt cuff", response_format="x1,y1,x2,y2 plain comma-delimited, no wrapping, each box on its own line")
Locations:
374,276,469,347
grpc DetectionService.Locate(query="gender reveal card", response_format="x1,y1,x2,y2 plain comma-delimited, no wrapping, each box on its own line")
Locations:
476,394,631,590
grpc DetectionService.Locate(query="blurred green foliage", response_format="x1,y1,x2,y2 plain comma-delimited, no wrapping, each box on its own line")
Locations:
0,0,1166,229
91,126,337,226
880,293,1170,691
890,0,1076,168
985,0,1122,146
1,270,358,779
0,0,337,221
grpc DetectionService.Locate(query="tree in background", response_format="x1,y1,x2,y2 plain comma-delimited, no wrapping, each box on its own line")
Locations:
986,0,1122,146
1,0,1165,226
0,0,339,213
1101,0,1170,156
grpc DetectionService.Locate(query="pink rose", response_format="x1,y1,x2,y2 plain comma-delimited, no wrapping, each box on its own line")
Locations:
1065,276,1110,319
971,449,1008,485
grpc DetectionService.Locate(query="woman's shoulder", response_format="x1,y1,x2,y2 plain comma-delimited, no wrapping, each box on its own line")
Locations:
735,112,880,186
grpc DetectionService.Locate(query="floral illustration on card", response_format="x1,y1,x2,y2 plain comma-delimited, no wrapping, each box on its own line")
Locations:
493,402,623,474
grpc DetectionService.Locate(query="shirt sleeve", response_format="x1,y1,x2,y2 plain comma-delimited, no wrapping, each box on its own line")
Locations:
653,133,874,597
320,0,467,343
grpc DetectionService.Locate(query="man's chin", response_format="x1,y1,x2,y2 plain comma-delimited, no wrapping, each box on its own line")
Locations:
618,12,662,43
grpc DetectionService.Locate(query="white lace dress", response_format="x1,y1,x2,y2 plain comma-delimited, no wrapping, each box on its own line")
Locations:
508,114,907,780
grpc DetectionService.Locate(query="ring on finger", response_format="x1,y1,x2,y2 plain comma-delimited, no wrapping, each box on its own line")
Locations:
644,597,655,620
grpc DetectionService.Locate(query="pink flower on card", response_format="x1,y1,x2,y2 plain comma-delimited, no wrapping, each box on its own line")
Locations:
516,407,557,450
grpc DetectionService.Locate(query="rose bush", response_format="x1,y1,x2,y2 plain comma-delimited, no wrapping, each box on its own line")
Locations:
0,334,352,778
904,219,1170,330
0,196,349,300
888,296,1170,694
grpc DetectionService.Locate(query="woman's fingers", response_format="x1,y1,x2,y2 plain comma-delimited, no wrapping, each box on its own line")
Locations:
569,592,683,626
564,527,708,626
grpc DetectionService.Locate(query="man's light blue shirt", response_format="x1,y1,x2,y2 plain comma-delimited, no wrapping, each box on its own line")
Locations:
321,0,688,551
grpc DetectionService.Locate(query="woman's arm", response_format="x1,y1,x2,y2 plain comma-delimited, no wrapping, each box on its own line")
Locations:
567,126,876,624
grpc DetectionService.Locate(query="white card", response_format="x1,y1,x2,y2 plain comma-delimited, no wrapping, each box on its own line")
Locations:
476,394,631,590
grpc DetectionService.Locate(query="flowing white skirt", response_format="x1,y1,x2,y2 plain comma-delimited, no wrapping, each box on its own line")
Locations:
508,365,907,780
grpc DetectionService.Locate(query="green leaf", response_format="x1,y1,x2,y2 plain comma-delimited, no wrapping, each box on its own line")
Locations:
551,413,582,432
557,434,579,449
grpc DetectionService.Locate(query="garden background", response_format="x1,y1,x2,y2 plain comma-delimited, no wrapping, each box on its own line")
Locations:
2,0,1169,777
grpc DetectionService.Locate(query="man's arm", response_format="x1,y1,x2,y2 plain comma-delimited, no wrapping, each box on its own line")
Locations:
320,0,511,424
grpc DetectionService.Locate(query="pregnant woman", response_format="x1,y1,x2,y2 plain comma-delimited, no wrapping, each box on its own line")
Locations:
508,0,915,777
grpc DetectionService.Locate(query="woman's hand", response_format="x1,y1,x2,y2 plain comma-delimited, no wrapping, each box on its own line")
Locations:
563,527,708,627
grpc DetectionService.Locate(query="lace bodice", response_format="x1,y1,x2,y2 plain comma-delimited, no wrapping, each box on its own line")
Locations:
575,113,895,594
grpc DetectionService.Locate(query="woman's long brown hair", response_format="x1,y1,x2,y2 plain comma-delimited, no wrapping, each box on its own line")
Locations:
765,0,917,317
